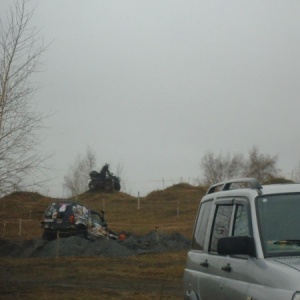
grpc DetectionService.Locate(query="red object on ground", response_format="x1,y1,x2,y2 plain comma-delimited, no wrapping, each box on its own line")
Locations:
119,234,126,241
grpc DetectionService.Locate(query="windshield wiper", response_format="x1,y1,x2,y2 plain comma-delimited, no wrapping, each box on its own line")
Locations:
273,240,300,245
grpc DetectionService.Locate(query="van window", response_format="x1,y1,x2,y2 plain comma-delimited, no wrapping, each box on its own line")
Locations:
257,193,300,257
209,205,233,252
192,200,213,250
45,202,71,219
233,205,251,237
91,212,101,225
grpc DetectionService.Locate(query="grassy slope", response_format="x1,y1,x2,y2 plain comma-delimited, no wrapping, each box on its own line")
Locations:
0,184,207,300
0,183,207,239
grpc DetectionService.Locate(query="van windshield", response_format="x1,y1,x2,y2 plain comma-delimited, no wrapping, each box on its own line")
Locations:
44,202,71,219
256,193,300,257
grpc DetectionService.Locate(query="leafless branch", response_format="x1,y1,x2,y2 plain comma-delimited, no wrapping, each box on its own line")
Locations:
0,0,48,195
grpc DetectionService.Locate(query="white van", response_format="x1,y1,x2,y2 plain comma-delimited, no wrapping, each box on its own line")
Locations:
183,178,300,300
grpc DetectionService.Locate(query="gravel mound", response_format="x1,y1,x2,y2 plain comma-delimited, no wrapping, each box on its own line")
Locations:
0,232,191,258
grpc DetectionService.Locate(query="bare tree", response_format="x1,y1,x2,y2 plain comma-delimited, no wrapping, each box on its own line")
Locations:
200,146,280,185
291,162,300,183
63,147,96,197
201,151,244,185
243,146,279,182
0,0,47,195
115,162,125,192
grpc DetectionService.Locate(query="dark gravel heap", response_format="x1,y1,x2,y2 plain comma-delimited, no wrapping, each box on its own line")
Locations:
0,232,191,258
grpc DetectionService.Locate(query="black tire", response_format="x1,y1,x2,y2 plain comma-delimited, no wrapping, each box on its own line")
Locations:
104,181,113,192
114,181,121,191
42,231,56,241
76,226,87,239
88,181,97,191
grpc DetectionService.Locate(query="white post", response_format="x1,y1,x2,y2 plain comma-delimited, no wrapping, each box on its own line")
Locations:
3,222,6,238
19,219,22,239
155,227,159,242
56,230,60,258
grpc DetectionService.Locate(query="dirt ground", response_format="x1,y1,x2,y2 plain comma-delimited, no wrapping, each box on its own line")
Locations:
0,231,190,258
0,255,186,299
0,232,190,299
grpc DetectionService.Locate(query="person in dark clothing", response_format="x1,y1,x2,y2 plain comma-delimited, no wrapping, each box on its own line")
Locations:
99,209,118,240
98,163,109,180
99,210,108,229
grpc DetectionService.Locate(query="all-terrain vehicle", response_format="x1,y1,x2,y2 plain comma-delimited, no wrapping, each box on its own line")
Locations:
88,163,121,192
41,201,118,241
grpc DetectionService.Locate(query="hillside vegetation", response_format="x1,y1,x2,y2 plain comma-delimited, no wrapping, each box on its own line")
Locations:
0,183,207,240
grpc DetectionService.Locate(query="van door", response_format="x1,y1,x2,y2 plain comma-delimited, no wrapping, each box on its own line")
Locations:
216,198,254,300
186,199,235,300
204,200,235,299
184,200,215,300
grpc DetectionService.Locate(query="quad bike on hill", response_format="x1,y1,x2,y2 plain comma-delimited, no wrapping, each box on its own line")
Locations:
88,164,121,192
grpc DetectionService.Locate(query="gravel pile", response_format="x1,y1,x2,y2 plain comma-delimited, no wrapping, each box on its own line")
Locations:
0,232,191,258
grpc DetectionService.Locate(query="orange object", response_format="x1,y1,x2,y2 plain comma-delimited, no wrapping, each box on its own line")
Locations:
119,234,126,241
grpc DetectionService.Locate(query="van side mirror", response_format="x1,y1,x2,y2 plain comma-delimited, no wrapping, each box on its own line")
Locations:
217,236,256,257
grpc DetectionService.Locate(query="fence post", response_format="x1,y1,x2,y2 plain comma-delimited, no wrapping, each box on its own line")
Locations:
137,191,140,210
56,230,60,258
19,219,22,239
155,226,159,242
3,222,6,238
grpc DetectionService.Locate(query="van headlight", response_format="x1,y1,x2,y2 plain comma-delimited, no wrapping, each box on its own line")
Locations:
292,292,300,300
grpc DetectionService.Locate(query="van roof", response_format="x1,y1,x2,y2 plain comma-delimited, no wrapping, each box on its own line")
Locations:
206,178,300,196
261,183,300,195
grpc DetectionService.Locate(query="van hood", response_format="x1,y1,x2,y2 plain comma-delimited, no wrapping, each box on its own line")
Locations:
273,257,300,272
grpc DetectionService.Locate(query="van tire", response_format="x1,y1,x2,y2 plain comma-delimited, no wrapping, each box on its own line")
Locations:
42,231,56,241
76,226,87,239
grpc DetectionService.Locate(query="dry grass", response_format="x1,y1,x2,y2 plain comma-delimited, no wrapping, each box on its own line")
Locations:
0,250,188,299
0,183,206,239
0,183,207,299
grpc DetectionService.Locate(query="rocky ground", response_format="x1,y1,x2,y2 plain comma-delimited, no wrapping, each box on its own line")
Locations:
0,231,190,258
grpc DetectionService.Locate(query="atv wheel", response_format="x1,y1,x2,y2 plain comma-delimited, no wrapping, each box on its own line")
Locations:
114,181,121,191
104,181,113,192
88,181,97,191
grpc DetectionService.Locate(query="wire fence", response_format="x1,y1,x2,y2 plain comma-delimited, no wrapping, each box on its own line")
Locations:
0,187,200,241
0,219,194,241
0,219,39,240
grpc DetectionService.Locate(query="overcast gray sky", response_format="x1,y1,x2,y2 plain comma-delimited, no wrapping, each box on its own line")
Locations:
2,0,300,197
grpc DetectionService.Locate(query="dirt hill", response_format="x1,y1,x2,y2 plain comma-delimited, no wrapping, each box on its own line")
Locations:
0,184,207,299
0,183,207,241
